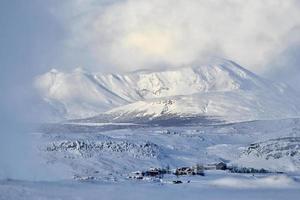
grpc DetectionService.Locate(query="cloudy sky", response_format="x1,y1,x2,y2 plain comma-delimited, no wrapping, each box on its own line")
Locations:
1,0,300,74
57,0,300,73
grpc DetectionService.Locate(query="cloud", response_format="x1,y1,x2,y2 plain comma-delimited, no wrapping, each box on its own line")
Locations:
55,0,300,73
265,44,300,91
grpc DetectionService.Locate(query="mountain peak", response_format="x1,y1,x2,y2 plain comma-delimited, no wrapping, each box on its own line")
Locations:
35,59,300,121
50,68,59,74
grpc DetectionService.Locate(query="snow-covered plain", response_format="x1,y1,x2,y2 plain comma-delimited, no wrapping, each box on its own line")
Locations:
2,118,300,199
1,174,300,200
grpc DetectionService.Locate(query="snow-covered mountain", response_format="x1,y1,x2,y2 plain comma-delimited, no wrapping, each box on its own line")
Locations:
35,59,300,122
17,59,300,199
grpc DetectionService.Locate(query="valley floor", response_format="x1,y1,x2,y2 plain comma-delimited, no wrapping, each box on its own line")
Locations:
2,118,300,199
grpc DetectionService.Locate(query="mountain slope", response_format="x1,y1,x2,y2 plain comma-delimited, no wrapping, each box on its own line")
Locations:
35,68,130,119
104,90,299,123
35,59,300,122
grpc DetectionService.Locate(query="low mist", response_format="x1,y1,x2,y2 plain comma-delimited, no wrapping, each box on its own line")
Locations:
0,67,70,180
0,0,69,180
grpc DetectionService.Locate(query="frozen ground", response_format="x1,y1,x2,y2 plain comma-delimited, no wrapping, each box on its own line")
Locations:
1,118,300,199
1,173,300,200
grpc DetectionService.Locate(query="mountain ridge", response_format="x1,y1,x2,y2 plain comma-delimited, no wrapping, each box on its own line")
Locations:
35,59,300,122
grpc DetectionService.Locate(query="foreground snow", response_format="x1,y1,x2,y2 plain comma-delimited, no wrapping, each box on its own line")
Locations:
1,173,300,200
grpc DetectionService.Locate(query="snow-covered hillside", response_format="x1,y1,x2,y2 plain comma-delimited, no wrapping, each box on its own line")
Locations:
234,137,300,172
35,59,300,121
37,118,300,181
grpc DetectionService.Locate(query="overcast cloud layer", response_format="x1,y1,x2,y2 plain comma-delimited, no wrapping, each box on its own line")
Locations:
55,0,300,73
